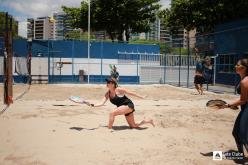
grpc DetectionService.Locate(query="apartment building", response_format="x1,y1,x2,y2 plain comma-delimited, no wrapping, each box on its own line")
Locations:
145,18,196,48
27,12,72,40
27,17,52,40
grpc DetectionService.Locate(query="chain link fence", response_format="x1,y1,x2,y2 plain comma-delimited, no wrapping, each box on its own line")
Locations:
162,22,248,94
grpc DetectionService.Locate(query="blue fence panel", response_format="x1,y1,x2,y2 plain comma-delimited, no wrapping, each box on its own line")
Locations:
73,41,88,58
32,40,49,57
214,18,248,86
28,40,160,59
13,39,28,57
17,40,159,84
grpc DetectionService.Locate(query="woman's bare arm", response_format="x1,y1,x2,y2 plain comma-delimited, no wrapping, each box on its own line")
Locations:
93,92,109,107
119,88,146,99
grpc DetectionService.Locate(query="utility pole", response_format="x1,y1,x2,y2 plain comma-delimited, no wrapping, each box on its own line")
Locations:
4,13,13,105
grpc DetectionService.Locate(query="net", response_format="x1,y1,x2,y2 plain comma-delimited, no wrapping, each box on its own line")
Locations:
13,52,31,101
15,56,28,75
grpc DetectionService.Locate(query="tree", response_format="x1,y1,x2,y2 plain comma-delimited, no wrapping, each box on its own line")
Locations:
0,12,19,38
160,0,248,33
62,0,161,42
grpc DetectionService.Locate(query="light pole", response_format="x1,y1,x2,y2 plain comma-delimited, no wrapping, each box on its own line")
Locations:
87,0,90,84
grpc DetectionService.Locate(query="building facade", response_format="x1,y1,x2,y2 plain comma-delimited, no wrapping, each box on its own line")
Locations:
132,17,196,49
27,12,73,40
53,12,73,40
27,17,52,40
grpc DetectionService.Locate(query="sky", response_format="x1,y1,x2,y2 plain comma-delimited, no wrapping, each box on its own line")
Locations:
0,0,171,38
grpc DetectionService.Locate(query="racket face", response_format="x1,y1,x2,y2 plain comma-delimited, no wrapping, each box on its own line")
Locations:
206,100,227,109
69,96,85,104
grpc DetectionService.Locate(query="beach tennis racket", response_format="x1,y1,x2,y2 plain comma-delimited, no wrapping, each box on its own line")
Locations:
69,96,94,107
206,99,238,110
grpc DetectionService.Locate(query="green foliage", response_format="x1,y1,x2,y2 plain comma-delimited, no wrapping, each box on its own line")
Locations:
160,0,248,33
62,0,161,42
129,39,188,54
170,47,188,55
65,29,114,41
65,30,88,40
0,12,19,38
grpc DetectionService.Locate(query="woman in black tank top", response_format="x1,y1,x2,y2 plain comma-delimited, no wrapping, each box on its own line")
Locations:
92,78,155,129
220,58,248,159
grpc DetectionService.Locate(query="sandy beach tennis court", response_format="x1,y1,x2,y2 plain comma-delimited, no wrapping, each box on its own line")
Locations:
0,84,241,165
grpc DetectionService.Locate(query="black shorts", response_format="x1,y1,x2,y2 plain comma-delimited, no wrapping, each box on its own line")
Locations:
125,102,135,116
194,75,205,84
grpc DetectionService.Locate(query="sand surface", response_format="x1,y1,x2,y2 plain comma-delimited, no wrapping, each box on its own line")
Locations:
0,84,242,165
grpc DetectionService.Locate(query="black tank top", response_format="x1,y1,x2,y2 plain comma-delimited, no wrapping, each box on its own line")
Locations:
237,76,248,94
108,91,133,107
237,76,248,110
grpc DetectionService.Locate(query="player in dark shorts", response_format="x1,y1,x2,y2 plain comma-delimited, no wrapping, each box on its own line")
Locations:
92,78,154,129
194,55,205,95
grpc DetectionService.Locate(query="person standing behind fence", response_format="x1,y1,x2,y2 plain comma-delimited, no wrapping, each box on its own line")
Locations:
110,65,119,82
203,56,213,84
194,55,205,95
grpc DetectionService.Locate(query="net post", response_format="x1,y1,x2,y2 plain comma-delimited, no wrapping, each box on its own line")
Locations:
7,16,13,104
3,12,8,105
4,13,13,105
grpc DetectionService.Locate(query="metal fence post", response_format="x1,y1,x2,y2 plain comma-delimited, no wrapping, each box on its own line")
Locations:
163,53,166,84
100,40,103,83
187,31,190,88
179,40,182,87
47,40,50,83
72,40,74,82
137,54,139,84
213,54,218,86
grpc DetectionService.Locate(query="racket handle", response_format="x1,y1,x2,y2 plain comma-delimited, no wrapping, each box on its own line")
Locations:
228,104,239,110
230,106,239,110
85,102,94,107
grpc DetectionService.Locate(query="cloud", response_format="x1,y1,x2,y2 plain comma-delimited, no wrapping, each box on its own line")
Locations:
1,0,82,37
2,0,82,18
1,0,170,37
18,21,27,38
160,0,171,9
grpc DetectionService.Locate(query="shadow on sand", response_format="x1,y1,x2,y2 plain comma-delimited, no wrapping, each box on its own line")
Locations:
69,125,148,131
70,126,99,131
110,125,148,131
